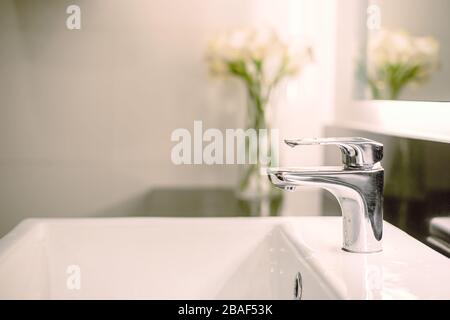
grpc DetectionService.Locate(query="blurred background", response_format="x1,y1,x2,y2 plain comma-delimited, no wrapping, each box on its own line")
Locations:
0,0,449,254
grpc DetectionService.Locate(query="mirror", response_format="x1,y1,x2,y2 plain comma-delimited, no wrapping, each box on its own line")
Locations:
356,0,450,101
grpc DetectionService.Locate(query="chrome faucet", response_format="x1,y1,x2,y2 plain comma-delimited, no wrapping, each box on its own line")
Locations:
268,137,384,253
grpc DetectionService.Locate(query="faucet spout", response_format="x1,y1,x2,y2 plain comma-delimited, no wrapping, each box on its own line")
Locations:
268,166,383,253
267,137,385,254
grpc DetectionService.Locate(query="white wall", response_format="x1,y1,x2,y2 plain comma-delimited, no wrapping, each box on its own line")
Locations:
0,0,337,236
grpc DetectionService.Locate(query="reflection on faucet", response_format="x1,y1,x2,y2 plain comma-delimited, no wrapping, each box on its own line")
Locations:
342,255,384,299
268,137,384,253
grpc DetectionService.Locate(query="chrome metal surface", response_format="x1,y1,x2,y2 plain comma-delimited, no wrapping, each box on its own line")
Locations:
268,137,384,253
284,137,383,169
294,272,303,300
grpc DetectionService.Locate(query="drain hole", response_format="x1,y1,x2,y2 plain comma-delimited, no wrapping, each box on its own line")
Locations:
294,272,303,300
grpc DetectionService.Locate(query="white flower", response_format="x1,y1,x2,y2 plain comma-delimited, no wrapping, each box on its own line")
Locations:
412,36,439,80
368,29,439,82
367,29,440,99
246,27,279,61
206,26,312,87
286,43,313,75
369,30,411,66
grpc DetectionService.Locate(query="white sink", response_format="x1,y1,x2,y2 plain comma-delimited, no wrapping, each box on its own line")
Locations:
0,217,449,299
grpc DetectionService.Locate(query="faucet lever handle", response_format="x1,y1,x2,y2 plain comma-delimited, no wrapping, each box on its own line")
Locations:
284,137,383,169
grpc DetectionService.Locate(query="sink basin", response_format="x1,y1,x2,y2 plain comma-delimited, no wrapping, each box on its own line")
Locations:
0,217,449,299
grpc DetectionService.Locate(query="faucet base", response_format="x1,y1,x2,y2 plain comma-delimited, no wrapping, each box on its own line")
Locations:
342,247,382,254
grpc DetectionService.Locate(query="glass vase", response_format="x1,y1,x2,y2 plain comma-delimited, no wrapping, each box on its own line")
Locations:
235,92,283,214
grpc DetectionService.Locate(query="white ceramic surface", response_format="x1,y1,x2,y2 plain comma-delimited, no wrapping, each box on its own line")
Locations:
0,217,449,299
